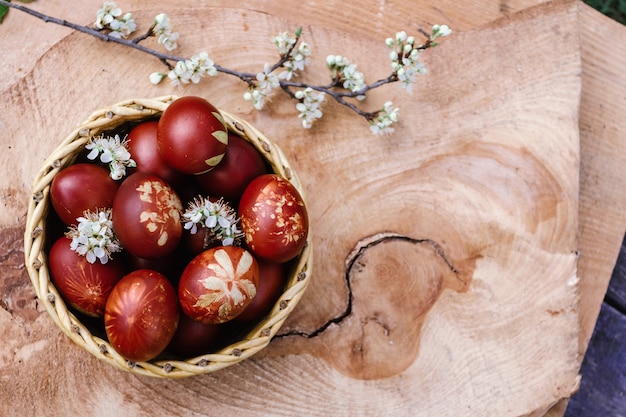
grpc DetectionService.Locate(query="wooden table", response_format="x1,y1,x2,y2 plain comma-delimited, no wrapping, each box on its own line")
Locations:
1,1,626,416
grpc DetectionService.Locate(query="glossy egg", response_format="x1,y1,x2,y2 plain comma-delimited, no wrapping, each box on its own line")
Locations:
178,246,259,324
166,313,221,358
238,174,309,263
50,163,119,226
104,269,179,362
112,172,183,259
157,96,228,175
234,259,288,322
48,236,126,317
126,120,185,187
195,132,267,204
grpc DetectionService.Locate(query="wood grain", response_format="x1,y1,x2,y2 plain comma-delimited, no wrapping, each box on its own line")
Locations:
605,239,626,309
575,3,626,350
1,1,625,416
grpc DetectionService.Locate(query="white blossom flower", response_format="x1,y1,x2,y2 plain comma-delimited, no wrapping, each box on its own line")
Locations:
326,54,347,77
152,13,172,36
183,197,242,246
278,62,295,81
431,24,452,41
185,52,217,83
152,13,179,51
292,43,311,69
295,87,325,128
244,64,279,110
243,89,269,111
326,55,366,99
85,134,136,180
167,60,191,88
166,53,216,88
95,1,121,30
387,30,429,93
66,208,122,264
278,41,311,80
370,101,399,135
341,63,366,96
256,63,280,91
108,12,137,39
273,31,297,56
160,32,179,51
95,2,136,39
397,65,424,93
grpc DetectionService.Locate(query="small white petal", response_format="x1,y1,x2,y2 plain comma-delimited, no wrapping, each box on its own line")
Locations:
100,151,114,164
86,148,99,160
205,215,218,228
86,251,96,264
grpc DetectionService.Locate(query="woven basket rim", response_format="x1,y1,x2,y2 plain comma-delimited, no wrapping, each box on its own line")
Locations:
23,96,313,378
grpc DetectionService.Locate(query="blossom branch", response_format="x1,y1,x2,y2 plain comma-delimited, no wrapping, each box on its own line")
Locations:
281,72,399,119
0,0,451,135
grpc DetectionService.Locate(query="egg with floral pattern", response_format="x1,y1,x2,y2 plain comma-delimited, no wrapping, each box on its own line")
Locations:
178,246,259,324
238,174,309,263
112,172,183,259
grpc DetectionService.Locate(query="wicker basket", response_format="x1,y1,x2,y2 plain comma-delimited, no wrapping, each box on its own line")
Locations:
23,95,312,378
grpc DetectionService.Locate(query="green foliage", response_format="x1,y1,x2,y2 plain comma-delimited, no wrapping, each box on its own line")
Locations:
0,1,10,25
585,0,626,25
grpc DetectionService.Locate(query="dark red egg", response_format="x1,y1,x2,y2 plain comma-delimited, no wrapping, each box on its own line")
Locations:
182,225,219,256
195,133,267,203
178,246,259,324
48,236,126,317
157,96,228,175
238,174,309,263
124,245,191,286
50,163,119,226
104,269,179,362
127,120,185,186
235,259,288,322
112,172,183,259
166,313,221,358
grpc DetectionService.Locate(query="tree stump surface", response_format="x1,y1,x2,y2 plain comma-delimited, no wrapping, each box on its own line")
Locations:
1,1,626,416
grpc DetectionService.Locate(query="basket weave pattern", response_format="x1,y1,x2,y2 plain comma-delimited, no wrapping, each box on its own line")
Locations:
24,96,312,378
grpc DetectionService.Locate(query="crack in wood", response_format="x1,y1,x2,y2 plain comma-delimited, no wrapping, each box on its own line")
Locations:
276,232,457,339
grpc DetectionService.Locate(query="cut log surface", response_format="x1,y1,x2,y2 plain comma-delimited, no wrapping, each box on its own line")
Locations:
1,1,626,416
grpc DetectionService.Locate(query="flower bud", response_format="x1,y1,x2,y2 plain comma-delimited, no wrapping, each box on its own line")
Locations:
149,72,166,84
